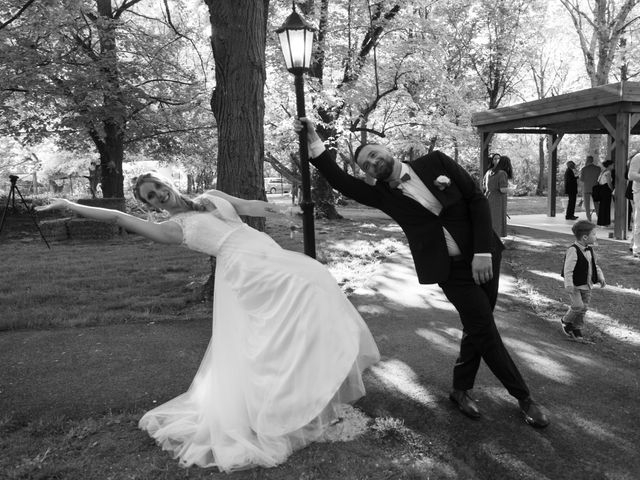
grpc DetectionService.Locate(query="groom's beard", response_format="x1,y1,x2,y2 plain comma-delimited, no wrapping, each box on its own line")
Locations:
373,161,394,181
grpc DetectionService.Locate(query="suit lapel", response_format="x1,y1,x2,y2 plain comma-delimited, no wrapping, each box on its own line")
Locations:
376,178,438,216
407,159,452,206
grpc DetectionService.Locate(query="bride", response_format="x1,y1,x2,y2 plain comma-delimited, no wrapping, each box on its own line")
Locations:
36,172,379,472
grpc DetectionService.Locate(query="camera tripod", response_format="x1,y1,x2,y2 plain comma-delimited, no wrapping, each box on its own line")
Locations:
0,175,50,249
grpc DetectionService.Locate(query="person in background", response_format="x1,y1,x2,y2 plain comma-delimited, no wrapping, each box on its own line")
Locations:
628,153,640,259
580,155,601,222
564,161,579,220
483,154,513,237
596,160,615,227
561,220,606,342
487,152,501,173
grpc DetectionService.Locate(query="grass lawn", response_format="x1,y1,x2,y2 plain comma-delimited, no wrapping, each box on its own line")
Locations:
507,195,549,215
1,194,638,479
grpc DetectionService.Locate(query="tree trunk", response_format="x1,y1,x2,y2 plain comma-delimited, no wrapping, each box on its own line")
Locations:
206,0,268,231
202,0,269,300
95,0,126,198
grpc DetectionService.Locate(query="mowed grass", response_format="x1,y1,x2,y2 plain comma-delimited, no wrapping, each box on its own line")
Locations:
0,410,456,480
507,195,549,215
0,203,407,331
0,195,566,332
0,235,212,331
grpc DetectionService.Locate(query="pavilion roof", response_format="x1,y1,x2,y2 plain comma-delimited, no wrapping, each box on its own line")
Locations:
471,81,640,135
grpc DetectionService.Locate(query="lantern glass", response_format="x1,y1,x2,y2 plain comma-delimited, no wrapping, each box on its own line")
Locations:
278,28,313,71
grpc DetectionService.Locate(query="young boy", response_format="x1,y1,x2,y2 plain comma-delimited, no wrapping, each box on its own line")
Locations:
561,220,606,342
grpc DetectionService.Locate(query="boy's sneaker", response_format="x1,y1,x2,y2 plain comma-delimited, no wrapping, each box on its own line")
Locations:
571,329,593,343
561,319,574,337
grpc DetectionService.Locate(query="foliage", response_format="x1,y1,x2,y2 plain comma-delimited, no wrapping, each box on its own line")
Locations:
0,0,215,196
264,0,554,191
3,1,640,205
560,0,640,86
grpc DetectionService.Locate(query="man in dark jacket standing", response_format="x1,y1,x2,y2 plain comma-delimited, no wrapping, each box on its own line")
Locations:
564,161,579,220
580,156,601,222
294,118,549,429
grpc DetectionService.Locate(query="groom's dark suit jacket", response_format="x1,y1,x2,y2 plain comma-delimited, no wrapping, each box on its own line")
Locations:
310,149,504,284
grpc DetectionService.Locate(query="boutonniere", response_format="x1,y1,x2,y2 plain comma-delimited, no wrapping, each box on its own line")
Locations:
434,175,451,191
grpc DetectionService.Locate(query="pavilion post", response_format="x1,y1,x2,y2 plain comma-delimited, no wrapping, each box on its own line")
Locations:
480,132,493,175
613,112,630,240
547,133,559,217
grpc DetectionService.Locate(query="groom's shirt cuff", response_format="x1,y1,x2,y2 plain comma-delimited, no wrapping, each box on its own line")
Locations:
309,139,326,158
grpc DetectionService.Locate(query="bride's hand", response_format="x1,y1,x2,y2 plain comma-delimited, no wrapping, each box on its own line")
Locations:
35,198,69,212
199,197,227,220
199,197,219,213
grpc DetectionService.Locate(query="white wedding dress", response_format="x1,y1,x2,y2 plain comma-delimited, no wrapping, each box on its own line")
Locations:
138,195,380,472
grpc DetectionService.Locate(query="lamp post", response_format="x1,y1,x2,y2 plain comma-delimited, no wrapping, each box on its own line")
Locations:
276,3,316,258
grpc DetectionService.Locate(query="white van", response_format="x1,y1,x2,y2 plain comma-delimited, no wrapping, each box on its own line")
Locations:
265,177,292,194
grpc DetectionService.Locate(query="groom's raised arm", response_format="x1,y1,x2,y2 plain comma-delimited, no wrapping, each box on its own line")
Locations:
294,118,382,208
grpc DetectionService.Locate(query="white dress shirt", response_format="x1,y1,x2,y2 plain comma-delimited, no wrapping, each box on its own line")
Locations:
394,164,462,256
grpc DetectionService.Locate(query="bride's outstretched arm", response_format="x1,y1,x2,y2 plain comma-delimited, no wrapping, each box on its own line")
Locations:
36,199,183,244
203,189,299,218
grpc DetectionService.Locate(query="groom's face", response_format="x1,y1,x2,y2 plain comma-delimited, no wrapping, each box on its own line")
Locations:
356,145,395,180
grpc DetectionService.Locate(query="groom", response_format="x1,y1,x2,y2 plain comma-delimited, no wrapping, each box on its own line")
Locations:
294,118,549,428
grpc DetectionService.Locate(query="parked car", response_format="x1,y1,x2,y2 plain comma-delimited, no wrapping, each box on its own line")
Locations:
265,177,292,194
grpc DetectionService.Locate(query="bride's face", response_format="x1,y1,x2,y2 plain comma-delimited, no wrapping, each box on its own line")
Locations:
138,180,181,212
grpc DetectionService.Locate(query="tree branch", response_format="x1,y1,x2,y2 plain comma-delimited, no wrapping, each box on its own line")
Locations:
125,125,215,144
113,0,145,20
348,127,385,138
0,0,37,30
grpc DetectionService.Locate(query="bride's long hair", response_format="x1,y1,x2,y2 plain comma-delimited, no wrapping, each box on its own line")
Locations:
133,172,206,213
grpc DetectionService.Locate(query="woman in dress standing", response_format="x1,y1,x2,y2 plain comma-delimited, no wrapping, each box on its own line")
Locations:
36,172,380,472
596,160,615,227
483,154,513,237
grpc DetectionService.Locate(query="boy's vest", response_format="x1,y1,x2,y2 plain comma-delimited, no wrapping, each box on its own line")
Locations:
561,244,598,285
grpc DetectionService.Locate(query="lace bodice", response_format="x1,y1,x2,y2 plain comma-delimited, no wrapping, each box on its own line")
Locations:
169,194,245,257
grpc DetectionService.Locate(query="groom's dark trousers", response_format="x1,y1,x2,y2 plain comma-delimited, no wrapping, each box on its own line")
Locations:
440,252,529,400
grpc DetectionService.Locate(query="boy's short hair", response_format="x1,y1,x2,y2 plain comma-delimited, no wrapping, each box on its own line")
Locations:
571,220,596,239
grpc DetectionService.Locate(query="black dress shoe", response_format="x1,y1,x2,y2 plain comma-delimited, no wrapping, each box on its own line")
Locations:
518,397,549,428
449,389,481,419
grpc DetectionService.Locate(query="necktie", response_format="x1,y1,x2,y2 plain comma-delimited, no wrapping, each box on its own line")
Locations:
389,173,411,189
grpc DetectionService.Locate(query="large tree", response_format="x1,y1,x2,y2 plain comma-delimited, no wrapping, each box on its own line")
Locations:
560,0,640,157
561,0,640,86
469,0,539,110
0,0,213,198
204,0,268,228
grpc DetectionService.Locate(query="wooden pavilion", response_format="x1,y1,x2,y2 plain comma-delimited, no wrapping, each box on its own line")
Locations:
471,81,640,240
